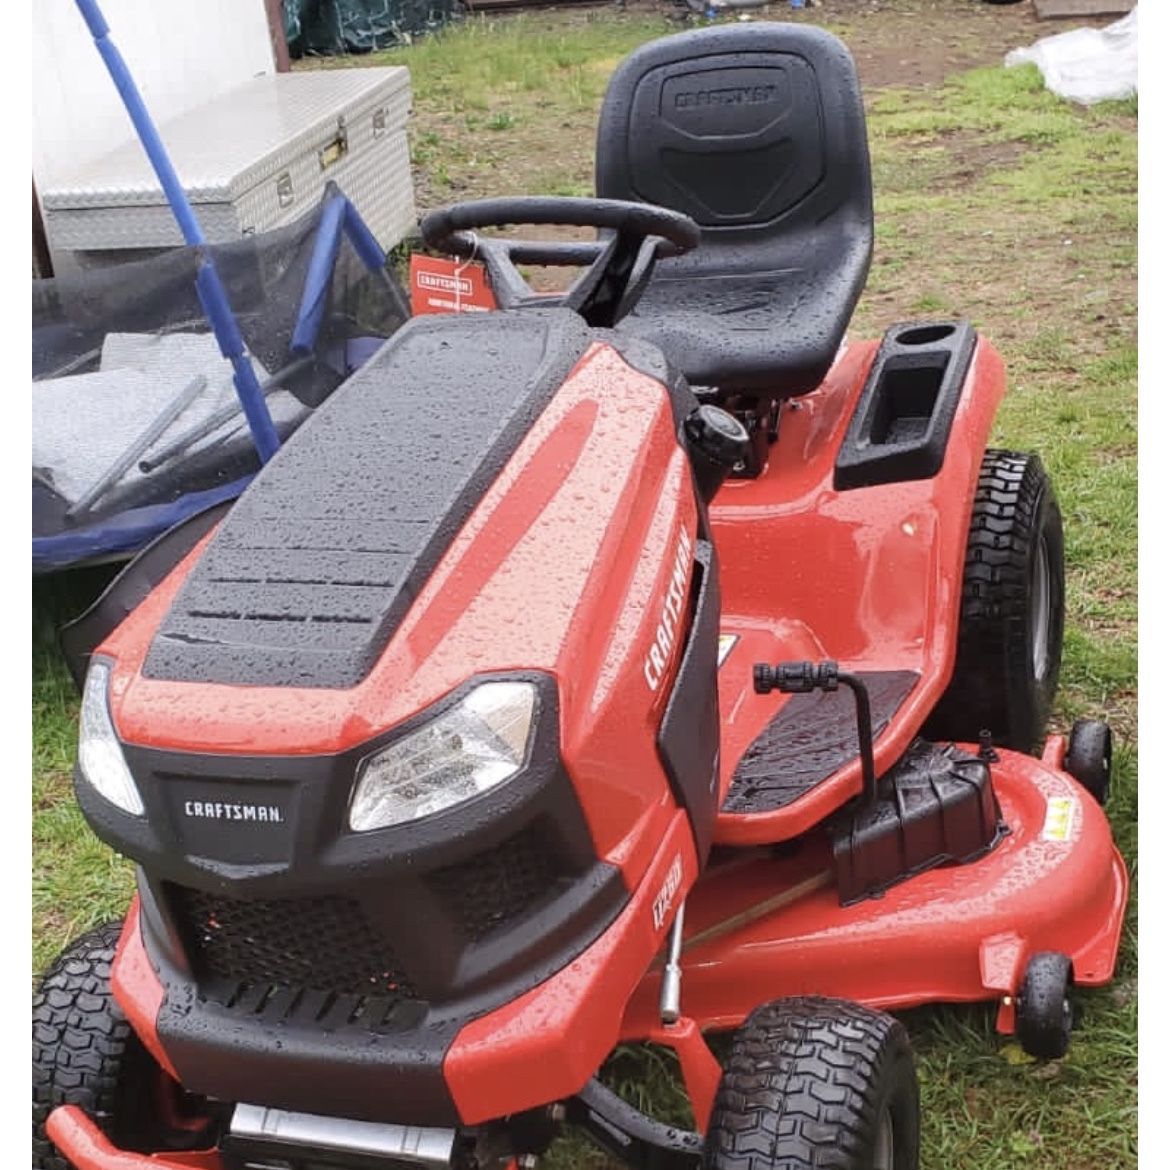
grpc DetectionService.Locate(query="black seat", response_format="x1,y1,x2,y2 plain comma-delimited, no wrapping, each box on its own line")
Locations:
596,24,873,396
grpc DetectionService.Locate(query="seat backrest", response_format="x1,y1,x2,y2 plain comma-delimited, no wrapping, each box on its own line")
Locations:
596,23,873,264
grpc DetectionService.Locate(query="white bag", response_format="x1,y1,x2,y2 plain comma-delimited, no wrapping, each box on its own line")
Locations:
1005,8,1137,105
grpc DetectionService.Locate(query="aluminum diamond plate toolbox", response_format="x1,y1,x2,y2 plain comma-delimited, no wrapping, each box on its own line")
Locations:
42,69,416,258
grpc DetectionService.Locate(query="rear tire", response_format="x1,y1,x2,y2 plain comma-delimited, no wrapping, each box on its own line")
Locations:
925,449,1065,752
33,922,159,1169
704,997,920,1170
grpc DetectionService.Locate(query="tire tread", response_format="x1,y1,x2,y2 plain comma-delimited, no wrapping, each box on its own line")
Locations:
926,448,1064,750
704,997,919,1170
32,922,133,1170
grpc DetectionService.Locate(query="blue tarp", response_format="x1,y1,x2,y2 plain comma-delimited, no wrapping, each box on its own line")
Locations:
283,0,459,56
33,189,408,575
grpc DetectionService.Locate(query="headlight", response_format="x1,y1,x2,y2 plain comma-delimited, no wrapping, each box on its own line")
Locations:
349,681,537,832
78,661,144,817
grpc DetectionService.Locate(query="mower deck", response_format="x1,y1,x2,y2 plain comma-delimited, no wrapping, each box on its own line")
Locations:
622,737,1127,1042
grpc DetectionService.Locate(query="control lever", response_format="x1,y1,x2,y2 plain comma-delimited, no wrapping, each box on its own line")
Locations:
754,660,879,806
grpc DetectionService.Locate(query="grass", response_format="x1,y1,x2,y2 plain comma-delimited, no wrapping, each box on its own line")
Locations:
304,11,681,202
34,5,1136,1167
33,568,135,975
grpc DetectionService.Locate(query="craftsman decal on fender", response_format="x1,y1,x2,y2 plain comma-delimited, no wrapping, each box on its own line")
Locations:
653,853,684,930
643,525,693,692
1042,796,1077,843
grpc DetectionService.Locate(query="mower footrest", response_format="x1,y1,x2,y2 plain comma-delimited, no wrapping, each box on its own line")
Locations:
831,740,1004,904
723,670,918,815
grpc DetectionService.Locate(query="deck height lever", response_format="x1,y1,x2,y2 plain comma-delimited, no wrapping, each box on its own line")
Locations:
659,902,686,1025
753,660,879,807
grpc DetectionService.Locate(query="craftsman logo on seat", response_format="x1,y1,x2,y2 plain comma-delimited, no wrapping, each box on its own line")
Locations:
643,525,693,692
673,84,779,109
183,800,284,824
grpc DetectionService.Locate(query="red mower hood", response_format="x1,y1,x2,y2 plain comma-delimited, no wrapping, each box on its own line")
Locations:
98,311,701,773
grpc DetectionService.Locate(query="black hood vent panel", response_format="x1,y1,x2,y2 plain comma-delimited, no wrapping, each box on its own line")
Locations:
144,309,592,689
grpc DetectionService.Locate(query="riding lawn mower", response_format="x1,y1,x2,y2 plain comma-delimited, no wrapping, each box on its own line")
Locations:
33,21,1127,1170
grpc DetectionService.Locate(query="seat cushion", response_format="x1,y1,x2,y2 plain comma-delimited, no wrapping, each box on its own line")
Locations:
619,234,871,394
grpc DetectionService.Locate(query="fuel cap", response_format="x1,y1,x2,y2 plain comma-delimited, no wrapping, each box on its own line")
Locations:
685,404,751,469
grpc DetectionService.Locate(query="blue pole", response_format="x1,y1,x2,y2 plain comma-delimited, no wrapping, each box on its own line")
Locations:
343,200,410,321
342,200,389,273
290,192,347,354
73,0,282,462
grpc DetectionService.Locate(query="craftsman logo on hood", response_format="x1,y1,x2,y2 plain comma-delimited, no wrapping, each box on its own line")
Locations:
643,525,693,692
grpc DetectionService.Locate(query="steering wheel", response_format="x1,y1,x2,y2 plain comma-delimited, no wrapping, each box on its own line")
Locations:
419,196,701,328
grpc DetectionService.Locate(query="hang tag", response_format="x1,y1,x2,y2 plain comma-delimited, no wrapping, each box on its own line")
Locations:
409,254,497,316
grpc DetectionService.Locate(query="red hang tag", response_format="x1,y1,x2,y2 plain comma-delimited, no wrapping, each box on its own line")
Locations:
409,254,498,316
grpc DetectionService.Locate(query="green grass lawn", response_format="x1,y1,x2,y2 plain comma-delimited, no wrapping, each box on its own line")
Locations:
33,5,1136,1167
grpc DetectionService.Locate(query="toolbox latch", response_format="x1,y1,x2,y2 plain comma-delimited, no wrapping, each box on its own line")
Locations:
276,172,294,208
319,119,349,170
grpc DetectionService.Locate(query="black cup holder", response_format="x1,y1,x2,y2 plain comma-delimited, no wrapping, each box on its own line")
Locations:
835,320,976,490
895,324,956,347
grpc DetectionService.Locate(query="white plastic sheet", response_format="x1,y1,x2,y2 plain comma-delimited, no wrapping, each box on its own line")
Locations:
31,333,294,504
1005,8,1137,106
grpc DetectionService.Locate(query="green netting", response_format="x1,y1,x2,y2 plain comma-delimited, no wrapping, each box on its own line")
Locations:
283,0,461,55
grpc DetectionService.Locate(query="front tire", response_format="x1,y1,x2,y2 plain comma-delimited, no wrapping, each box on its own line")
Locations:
926,449,1065,752
33,922,160,1168
704,997,920,1170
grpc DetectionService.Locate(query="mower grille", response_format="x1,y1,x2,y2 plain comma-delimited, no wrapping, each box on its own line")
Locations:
428,824,560,941
168,885,416,1001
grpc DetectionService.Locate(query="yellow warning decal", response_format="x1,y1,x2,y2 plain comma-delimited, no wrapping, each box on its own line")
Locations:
1042,796,1077,843
718,634,738,667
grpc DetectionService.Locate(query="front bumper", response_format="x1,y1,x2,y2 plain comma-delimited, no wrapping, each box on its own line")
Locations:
46,1107,217,1170
84,675,628,1126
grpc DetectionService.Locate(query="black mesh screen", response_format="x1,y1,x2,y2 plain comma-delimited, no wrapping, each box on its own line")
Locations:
168,885,415,1000
32,184,408,571
428,824,561,942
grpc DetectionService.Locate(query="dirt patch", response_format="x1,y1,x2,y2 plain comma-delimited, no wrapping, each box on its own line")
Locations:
395,0,1114,213
933,129,1031,188
802,0,1114,89
470,0,1115,91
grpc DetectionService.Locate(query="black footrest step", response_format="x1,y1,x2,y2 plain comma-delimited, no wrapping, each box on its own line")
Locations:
722,670,919,815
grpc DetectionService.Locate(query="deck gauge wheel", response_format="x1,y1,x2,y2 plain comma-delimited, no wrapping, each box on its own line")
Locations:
1064,718,1113,806
1016,952,1075,1061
